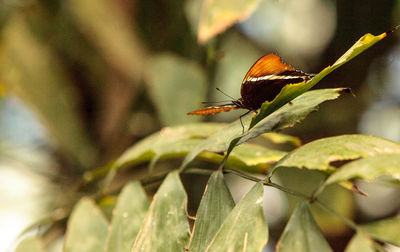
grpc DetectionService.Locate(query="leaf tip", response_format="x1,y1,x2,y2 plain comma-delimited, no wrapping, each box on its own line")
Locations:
385,25,400,36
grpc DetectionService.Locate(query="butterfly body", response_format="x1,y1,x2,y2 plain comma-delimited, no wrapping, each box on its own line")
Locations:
188,53,313,115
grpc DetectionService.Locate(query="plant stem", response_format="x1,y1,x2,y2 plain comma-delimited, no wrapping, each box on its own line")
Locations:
225,169,309,200
224,168,360,231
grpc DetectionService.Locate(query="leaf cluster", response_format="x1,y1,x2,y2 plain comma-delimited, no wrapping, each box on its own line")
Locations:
15,27,400,252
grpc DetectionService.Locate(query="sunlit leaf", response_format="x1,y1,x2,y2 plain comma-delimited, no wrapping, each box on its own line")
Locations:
114,123,223,168
275,135,400,173
198,0,261,43
80,123,224,180
64,198,109,252
223,143,286,173
96,123,282,177
1,16,97,169
105,182,149,252
276,202,332,252
345,232,376,252
262,132,301,147
67,0,145,81
250,28,395,128
205,182,268,252
146,53,208,126
180,88,346,170
15,236,45,252
188,171,235,251
361,215,400,246
132,171,190,251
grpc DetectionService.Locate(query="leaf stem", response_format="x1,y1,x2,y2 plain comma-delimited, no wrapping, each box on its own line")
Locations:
224,168,360,231
225,169,309,200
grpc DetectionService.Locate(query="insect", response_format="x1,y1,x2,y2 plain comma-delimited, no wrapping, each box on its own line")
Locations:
187,53,314,131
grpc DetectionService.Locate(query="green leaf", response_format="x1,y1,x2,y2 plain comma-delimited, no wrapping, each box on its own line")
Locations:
1,16,97,170
188,171,235,251
82,123,224,180
15,236,45,252
276,135,400,173
64,198,109,252
239,88,348,145
325,154,400,185
205,182,268,252
106,122,282,176
250,29,391,128
180,88,346,170
147,53,208,126
276,202,332,252
132,171,190,251
315,154,400,196
198,0,261,43
345,232,376,252
361,215,400,246
105,182,150,252
114,123,223,168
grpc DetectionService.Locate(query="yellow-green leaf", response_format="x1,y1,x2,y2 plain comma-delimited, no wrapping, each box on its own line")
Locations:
345,232,376,252
361,215,400,246
105,182,149,252
132,171,190,251
276,202,332,252
320,154,400,194
275,135,400,173
262,132,301,147
205,182,268,251
64,198,109,252
188,171,235,251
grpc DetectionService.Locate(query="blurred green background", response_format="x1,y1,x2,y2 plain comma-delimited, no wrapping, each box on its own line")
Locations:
0,0,399,251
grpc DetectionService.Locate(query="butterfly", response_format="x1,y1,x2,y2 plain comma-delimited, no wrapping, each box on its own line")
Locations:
188,53,314,122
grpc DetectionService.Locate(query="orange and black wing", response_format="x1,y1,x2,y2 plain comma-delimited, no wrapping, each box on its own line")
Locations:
240,53,313,110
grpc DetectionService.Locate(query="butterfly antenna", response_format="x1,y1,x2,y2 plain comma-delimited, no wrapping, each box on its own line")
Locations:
216,87,236,100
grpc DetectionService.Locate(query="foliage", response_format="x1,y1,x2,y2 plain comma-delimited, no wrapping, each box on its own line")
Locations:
3,1,399,252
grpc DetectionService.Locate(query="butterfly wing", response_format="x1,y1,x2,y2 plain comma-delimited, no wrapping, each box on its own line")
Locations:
187,104,240,115
241,54,313,110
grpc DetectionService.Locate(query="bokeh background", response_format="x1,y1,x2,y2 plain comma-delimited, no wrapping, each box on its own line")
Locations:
0,0,399,251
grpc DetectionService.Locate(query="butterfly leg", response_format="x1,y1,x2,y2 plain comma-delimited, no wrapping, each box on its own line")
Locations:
239,110,251,134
